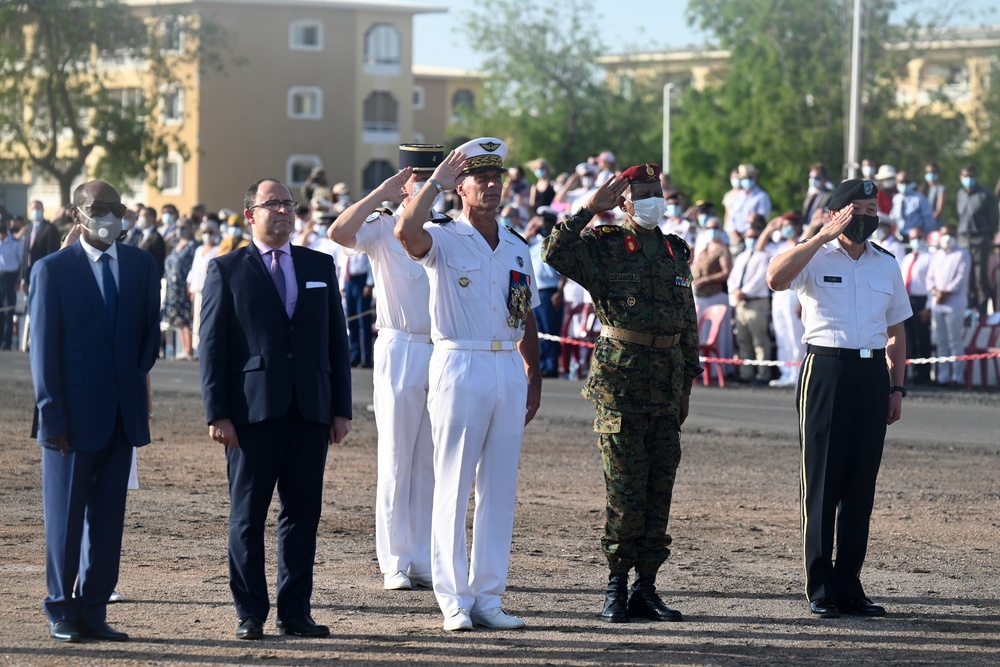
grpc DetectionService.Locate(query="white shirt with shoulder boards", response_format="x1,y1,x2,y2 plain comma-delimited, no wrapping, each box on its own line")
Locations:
788,239,912,349
348,209,431,335
418,215,541,343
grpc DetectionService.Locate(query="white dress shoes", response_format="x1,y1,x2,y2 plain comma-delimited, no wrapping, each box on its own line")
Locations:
407,570,433,588
383,571,412,590
471,607,525,629
442,608,473,631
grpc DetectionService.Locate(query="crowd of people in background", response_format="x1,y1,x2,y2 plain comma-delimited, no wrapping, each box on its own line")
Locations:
1,154,998,389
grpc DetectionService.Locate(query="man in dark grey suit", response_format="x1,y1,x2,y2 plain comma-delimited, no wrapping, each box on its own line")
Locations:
198,178,352,640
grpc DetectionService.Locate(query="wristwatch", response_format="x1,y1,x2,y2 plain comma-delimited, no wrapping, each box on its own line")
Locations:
889,385,907,397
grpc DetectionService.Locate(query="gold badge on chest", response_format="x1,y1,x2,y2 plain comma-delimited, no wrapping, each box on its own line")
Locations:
458,276,470,288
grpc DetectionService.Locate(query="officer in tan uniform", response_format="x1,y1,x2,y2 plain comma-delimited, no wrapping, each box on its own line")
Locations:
542,164,702,624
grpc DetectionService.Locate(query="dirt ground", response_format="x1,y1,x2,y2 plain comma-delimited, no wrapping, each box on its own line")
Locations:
1,373,999,667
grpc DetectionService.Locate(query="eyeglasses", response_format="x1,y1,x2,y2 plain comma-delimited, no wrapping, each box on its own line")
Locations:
249,199,297,212
81,200,128,218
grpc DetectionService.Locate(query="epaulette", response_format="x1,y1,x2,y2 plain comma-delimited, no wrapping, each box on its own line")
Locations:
870,241,894,257
505,224,528,244
364,207,394,223
592,225,623,236
430,212,453,225
665,233,692,262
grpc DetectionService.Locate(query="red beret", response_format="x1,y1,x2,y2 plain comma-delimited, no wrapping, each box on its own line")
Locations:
620,163,661,183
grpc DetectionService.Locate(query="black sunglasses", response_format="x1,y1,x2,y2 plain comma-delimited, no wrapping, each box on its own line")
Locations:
82,200,128,218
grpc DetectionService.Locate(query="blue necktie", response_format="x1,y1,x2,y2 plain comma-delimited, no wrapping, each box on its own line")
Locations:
100,254,117,326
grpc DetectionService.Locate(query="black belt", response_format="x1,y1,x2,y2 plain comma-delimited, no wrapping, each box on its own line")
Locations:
742,296,770,302
807,344,885,360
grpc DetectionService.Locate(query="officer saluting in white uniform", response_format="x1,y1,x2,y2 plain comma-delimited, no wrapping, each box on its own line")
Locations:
767,179,911,619
328,144,448,592
395,139,542,632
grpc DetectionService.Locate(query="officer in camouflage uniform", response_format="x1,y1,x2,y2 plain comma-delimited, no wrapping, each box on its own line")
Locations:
542,164,702,623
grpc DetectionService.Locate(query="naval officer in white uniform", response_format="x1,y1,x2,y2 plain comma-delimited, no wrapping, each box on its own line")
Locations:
395,139,542,632
329,144,448,592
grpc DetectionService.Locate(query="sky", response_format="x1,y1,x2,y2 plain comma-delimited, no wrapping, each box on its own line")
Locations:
411,0,998,70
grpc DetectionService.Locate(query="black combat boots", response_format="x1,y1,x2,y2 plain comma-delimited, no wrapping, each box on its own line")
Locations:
600,572,629,623
627,572,683,621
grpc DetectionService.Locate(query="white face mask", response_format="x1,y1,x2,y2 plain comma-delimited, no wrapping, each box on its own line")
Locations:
30,209,44,222
411,180,425,196
628,197,666,230
939,234,956,250
79,208,123,241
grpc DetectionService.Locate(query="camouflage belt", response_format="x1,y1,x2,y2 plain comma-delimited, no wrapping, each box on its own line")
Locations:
600,326,680,349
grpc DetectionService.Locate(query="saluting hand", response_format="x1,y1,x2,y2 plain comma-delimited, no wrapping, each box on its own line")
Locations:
428,150,468,192
819,206,854,243
376,167,413,202
581,176,629,215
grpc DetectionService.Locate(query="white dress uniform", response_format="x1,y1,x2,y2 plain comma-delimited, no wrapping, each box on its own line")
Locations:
770,240,805,385
349,209,435,579
926,245,972,384
417,215,540,617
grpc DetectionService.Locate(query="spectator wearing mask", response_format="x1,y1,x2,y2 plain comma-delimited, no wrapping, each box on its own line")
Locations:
956,165,999,316
874,219,905,266
728,219,774,384
595,150,617,187
722,168,741,232
528,159,556,210
554,162,598,214
920,162,947,225
891,170,937,238
187,220,221,353
802,163,834,229
763,213,806,387
926,225,972,387
658,190,695,249
19,200,62,295
899,228,933,385
499,204,525,235
161,224,198,360
216,214,251,256
525,207,563,378
860,157,876,180
0,221,23,350
693,217,734,368
501,166,530,221
729,164,772,235
873,165,897,218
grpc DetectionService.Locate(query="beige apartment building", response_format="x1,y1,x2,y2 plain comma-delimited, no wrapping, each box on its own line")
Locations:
600,25,999,142
8,0,491,215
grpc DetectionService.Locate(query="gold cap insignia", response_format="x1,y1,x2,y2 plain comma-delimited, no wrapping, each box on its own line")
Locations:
479,141,501,152
645,165,654,176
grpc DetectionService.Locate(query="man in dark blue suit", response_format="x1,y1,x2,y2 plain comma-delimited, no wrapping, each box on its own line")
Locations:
29,180,160,643
199,178,353,640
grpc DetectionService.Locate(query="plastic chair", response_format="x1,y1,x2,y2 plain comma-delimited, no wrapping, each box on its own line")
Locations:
964,312,1000,389
698,303,730,387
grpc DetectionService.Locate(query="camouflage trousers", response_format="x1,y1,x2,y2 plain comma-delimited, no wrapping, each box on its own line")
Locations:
595,407,682,574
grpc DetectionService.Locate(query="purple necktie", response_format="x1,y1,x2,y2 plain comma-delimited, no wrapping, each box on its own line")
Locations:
268,248,287,309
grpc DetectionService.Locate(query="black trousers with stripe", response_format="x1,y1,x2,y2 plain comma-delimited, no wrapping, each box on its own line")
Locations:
796,351,889,602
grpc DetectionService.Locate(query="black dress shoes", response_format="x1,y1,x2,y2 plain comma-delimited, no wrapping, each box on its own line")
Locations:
49,621,80,643
236,616,264,640
79,620,129,641
840,597,886,617
276,614,330,637
809,598,841,618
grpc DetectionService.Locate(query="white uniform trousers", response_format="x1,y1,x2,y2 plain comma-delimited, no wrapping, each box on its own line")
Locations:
373,331,435,575
931,304,966,384
771,289,805,383
428,347,527,615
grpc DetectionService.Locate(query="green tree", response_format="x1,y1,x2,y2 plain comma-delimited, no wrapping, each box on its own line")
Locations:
455,0,662,174
0,0,226,205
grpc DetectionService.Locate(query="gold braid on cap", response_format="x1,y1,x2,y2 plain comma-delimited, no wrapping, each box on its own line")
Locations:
462,154,504,172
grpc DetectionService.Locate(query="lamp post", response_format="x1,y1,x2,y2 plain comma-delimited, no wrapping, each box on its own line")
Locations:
663,83,674,176
846,0,864,180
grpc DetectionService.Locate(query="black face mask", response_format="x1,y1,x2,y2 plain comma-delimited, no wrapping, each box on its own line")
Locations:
844,214,879,244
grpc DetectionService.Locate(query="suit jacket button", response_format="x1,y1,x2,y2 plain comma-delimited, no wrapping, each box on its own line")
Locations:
287,353,293,359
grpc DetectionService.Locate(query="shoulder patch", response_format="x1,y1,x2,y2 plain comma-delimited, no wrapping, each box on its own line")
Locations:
666,233,692,262
364,207,394,223
505,224,528,244
870,241,894,257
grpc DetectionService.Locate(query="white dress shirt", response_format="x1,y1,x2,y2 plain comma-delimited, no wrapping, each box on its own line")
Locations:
79,236,119,302
926,247,971,310
788,239,912,349
419,216,540,343
899,248,932,297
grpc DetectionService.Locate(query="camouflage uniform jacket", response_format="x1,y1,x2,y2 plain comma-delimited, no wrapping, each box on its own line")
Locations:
541,209,702,417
